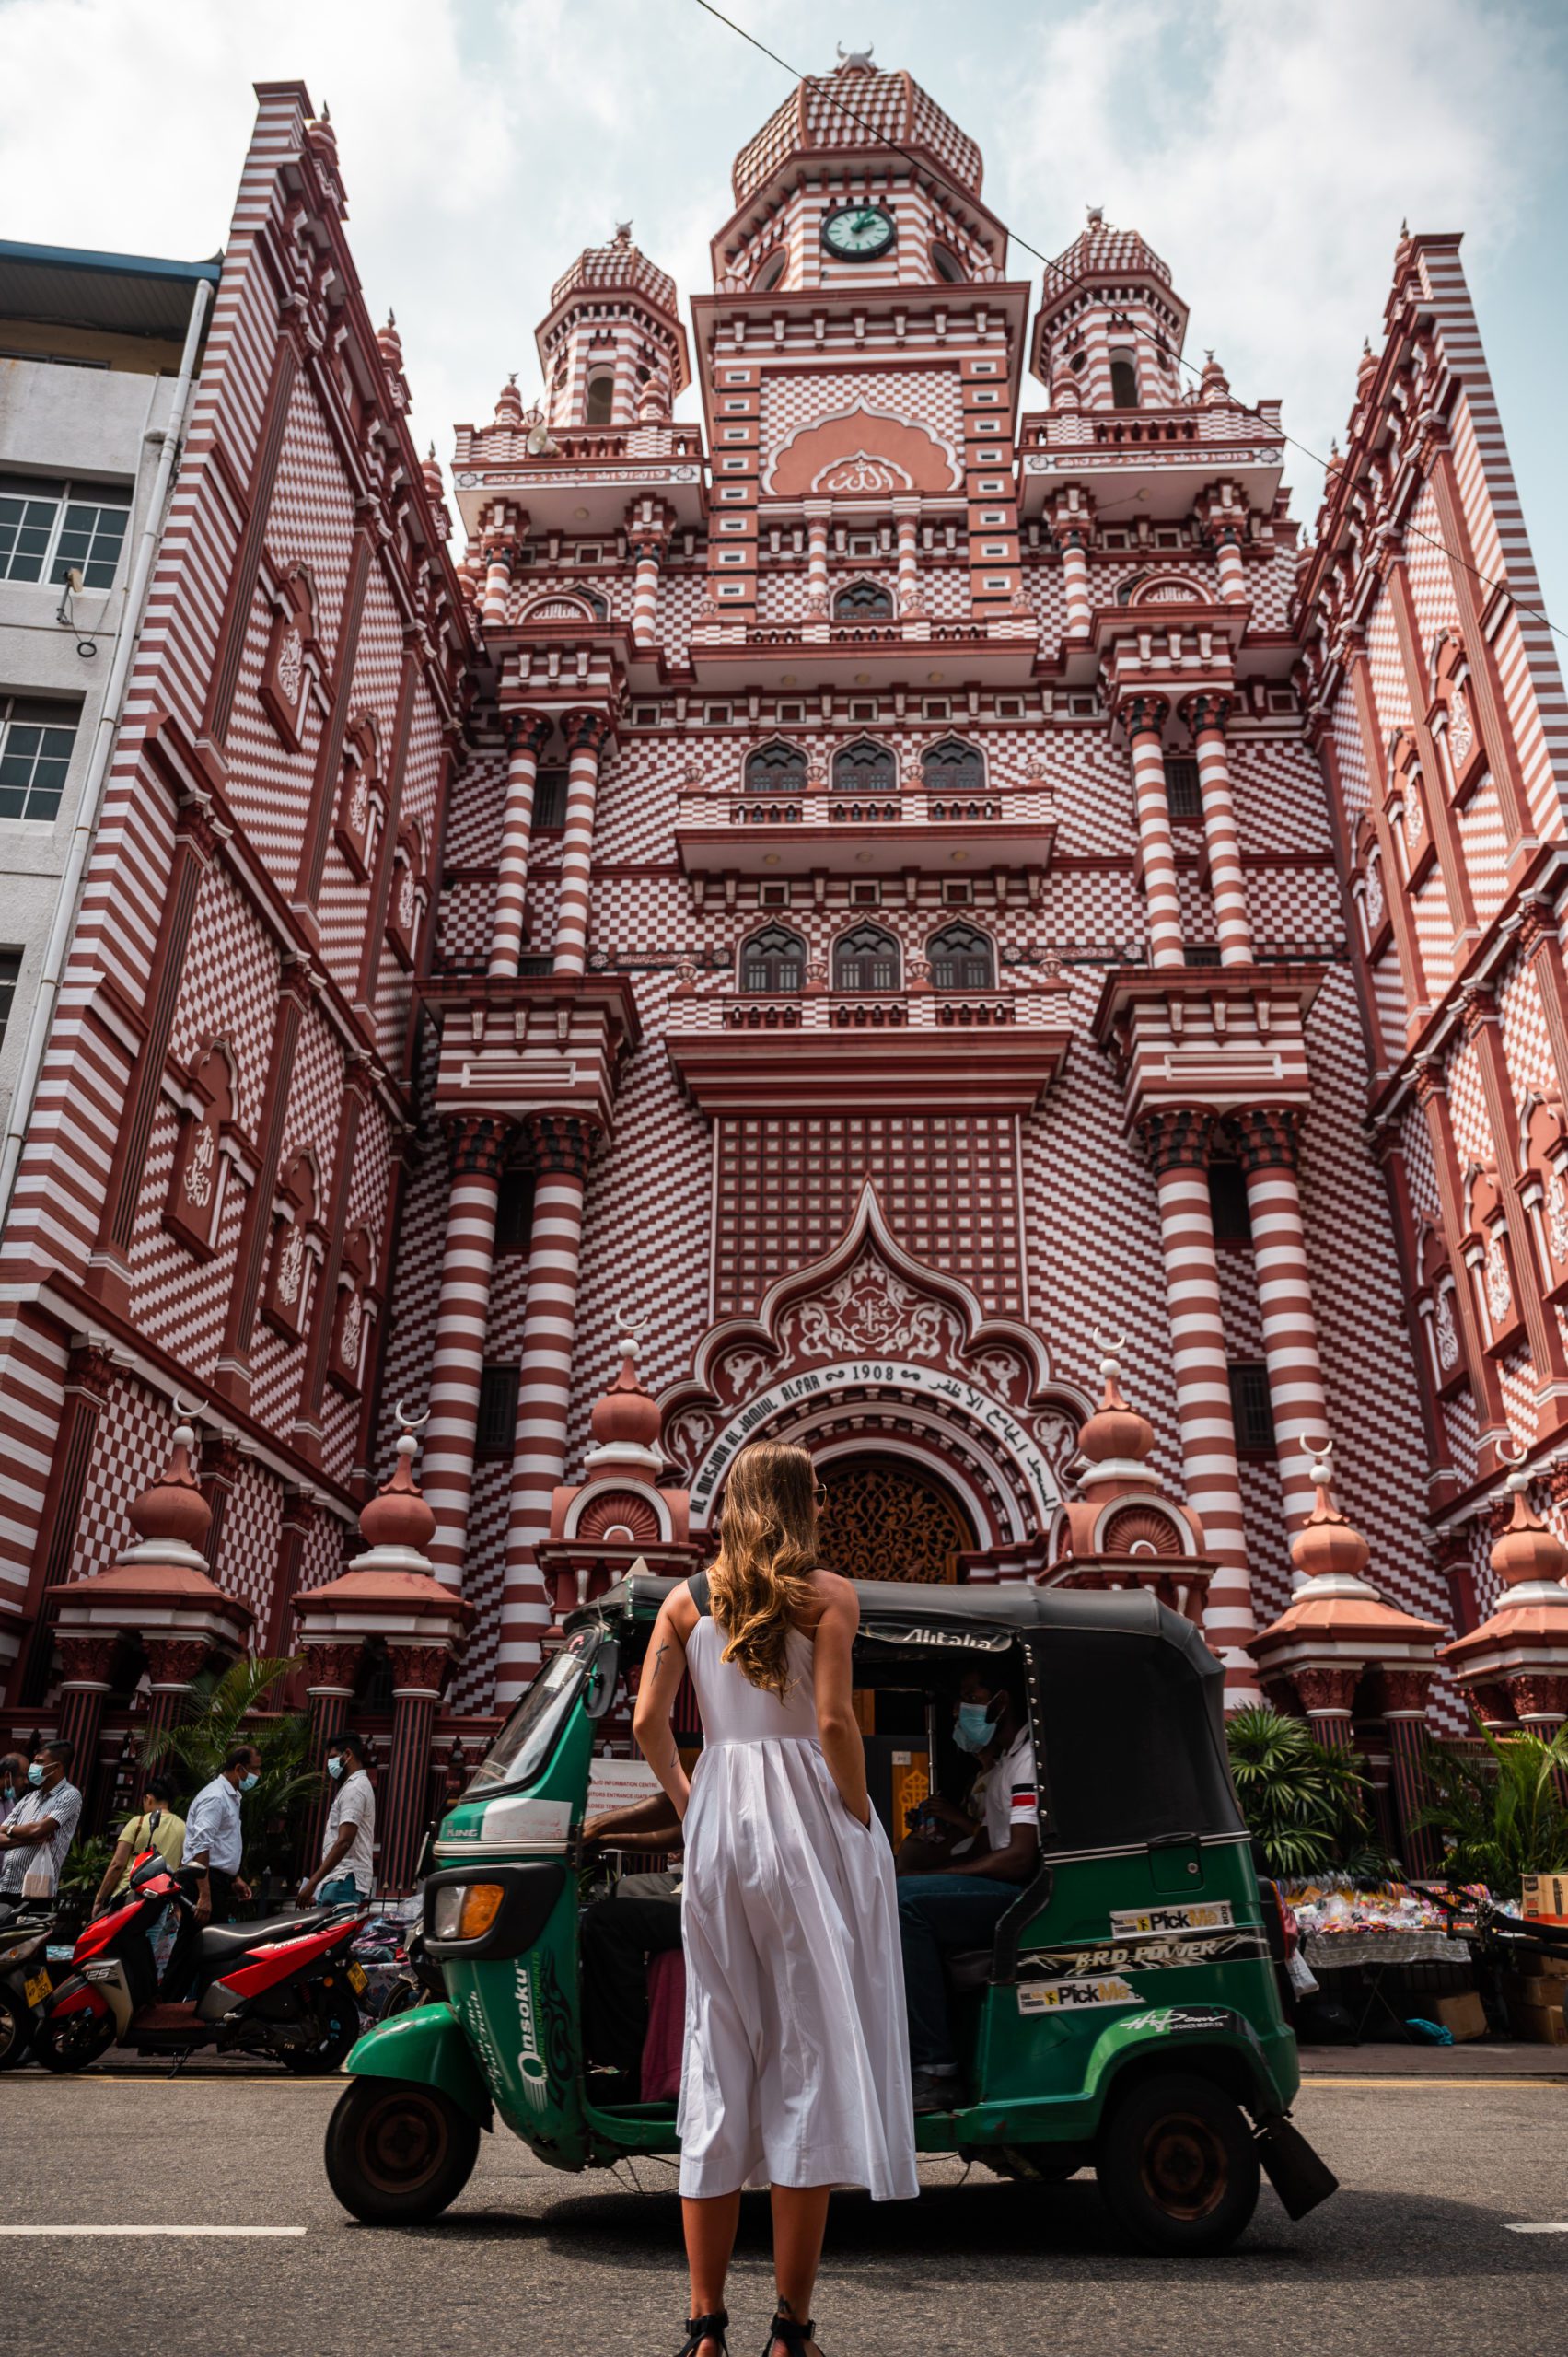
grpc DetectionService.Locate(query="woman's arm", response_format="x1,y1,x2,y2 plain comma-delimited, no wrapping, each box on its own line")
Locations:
631,1595,694,1822
91,1838,133,1916
812,1577,870,1827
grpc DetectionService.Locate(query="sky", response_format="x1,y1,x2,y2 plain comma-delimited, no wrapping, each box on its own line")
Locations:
1,0,1564,638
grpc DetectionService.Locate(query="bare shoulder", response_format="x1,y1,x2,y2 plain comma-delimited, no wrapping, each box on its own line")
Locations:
800,1567,859,1633
661,1582,700,1640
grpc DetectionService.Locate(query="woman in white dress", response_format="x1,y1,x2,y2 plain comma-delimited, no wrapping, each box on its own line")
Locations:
633,1440,917,2357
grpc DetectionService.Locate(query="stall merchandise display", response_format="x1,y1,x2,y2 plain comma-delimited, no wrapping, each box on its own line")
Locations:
1285,1881,1485,1969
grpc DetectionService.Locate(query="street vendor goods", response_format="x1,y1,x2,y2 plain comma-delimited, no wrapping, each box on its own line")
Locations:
323,1578,1337,2257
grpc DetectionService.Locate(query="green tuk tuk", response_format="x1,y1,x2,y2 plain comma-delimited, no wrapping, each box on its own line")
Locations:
324,1575,1335,2254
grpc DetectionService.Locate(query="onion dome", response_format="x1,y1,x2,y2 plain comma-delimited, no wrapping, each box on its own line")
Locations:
493,372,525,429
1491,1465,1568,1589
1199,349,1232,407
732,48,983,205
377,308,403,378
590,1330,663,1454
1290,1447,1373,1586
128,1410,212,1553
357,1422,437,1555
1076,1336,1156,1469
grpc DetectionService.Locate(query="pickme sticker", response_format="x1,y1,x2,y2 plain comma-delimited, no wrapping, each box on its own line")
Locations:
1018,1977,1144,2015
1016,1930,1269,1982
1109,1901,1234,1936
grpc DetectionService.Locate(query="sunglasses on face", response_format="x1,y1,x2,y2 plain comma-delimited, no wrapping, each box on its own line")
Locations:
813,1484,827,1507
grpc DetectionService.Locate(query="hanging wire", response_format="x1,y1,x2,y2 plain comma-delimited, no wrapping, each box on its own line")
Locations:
689,0,1567,648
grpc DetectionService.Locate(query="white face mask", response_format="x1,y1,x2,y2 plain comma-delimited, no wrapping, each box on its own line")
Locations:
327,1756,345,1781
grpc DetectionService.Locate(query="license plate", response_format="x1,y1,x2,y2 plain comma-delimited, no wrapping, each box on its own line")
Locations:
346,1962,367,1995
24,1972,49,2010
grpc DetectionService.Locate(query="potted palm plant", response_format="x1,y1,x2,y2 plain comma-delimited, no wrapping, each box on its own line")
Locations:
142,1655,321,1909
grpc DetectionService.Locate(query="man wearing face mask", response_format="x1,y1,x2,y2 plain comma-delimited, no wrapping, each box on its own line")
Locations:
168,1740,260,1994
0,1740,83,1903
896,1660,1040,2114
298,1731,375,1908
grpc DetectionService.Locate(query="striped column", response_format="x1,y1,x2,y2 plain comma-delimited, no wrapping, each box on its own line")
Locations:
1060,527,1092,636
1179,693,1254,967
54,1636,115,1803
1291,1666,1358,1751
423,1117,509,1589
490,714,552,978
481,539,514,633
1214,525,1246,604
1381,1672,1438,1875
552,709,610,977
1231,1109,1331,1528
894,500,922,614
629,529,666,649
382,1645,447,1893
1123,697,1184,968
804,504,830,615
1140,1109,1258,1693
494,1114,597,1705
297,1643,359,1879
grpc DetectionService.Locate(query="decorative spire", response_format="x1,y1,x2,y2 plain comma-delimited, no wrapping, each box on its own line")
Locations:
1289,1444,1373,1587
587,1317,664,1468
1199,348,1231,406
1490,1455,1568,1589
128,1398,213,1554
422,441,445,505
377,308,403,376
1075,1332,1156,1470
307,103,339,167
1356,336,1378,397
835,41,876,71
494,372,525,428
357,1405,437,1556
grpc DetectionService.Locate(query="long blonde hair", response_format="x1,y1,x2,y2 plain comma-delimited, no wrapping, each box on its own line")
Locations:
708,1441,819,1698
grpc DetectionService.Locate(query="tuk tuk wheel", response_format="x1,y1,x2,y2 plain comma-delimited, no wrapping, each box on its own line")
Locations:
324,2078,481,2225
1096,2073,1260,2256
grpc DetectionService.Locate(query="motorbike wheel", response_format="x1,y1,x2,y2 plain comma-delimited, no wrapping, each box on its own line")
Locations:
324,2077,481,2224
1096,2072,1260,2256
280,1987,363,2075
32,2003,117,2073
0,1990,33,2070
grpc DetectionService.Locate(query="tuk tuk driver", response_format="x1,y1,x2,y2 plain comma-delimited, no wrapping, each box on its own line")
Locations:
897,1657,1039,2114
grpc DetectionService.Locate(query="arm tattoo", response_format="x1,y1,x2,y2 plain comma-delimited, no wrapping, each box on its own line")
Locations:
653,1638,670,1677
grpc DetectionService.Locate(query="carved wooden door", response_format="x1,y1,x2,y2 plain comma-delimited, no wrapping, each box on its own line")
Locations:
817,1454,975,1584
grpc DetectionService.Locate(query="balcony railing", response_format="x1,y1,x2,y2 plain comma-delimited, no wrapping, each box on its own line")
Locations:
682,981,1065,1036
678,779,1055,834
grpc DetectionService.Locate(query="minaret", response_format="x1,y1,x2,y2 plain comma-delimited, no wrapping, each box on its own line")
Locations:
1031,207,1190,412
535,222,690,430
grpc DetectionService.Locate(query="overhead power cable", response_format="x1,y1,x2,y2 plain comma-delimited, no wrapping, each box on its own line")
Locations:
689,0,1566,651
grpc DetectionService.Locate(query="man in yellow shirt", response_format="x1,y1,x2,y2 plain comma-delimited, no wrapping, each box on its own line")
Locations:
90,1775,187,1915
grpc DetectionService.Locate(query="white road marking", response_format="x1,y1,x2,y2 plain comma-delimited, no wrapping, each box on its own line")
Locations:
1506,2223,1568,2234
0,2225,305,2237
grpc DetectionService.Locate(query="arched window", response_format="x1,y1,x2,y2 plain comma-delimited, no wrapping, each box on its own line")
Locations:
928,922,994,992
833,579,893,621
921,737,983,793
584,372,615,427
744,741,807,792
931,243,966,284
740,923,807,993
831,737,896,793
1109,349,1138,411
753,250,786,294
833,922,900,993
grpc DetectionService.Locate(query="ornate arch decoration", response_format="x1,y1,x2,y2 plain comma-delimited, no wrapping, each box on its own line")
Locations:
1349,814,1389,951
764,399,962,497
1462,1156,1524,1354
1092,1497,1193,1557
1413,1213,1467,1399
922,736,984,793
1517,1095,1568,1301
262,1147,324,1344
832,918,900,993
518,590,601,627
832,577,894,621
563,1476,674,1545
328,1223,377,1397
743,738,808,794
831,736,897,794
387,821,427,970
1122,571,1209,607
1385,726,1433,880
260,561,322,751
164,1038,241,1260
738,920,807,993
926,919,995,992
335,709,383,880
1427,632,1485,803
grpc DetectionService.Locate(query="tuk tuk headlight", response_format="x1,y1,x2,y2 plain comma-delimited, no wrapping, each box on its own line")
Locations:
431,1882,505,1943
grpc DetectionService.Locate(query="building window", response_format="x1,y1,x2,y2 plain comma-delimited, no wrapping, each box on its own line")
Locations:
533,768,567,829
1183,945,1222,968
0,948,18,1048
583,373,615,427
833,579,893,621
753,250,785,294
931,243,966,284
495,1167,537,1253
0,697,79,822
922,737,983,793
745,742,807,792
1164,756,1201,819
1109,350,1139,410
1228,1361,1275,1456
740,922,807,993
928,922,994,992
477,1364,520,1456
831,737,896,794
1208,1161,1252,1244
0,474,131,586
833,921,900,993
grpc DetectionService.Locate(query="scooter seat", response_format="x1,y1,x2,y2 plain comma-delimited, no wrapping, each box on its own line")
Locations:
196,1910,329,1961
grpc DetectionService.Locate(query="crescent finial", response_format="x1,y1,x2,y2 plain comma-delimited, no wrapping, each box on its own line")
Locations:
1091,1328,1127,1358
170,1392,206,1427
394,1399,432,1433
1495,1434,1527,1469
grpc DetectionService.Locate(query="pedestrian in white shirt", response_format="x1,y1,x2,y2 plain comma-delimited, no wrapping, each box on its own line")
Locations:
0,1738,83,1899
298,1731,376,1906
165,1741,261,1998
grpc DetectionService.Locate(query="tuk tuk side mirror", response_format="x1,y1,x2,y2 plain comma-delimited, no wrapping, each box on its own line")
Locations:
584,1638,621,1721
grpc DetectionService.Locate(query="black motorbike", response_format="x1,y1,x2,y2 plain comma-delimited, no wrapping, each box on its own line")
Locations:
0,1898,62,2068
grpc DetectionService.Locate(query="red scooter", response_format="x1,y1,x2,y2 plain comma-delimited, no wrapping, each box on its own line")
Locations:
34,1849,368,2073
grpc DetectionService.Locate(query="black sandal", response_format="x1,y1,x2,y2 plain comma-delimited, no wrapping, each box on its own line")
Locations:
763,2315,819,2357
675,2311,728,2357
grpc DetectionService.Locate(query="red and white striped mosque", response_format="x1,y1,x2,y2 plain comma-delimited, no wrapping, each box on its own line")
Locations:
5,56,1568,1887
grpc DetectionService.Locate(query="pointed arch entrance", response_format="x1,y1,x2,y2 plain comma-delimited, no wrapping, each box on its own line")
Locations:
816,1451,976,1584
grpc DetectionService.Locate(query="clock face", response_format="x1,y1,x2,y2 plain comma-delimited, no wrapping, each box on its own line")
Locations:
822,203,896,262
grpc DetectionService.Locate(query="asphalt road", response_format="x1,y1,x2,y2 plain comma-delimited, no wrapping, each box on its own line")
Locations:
5,2071,1565,2357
